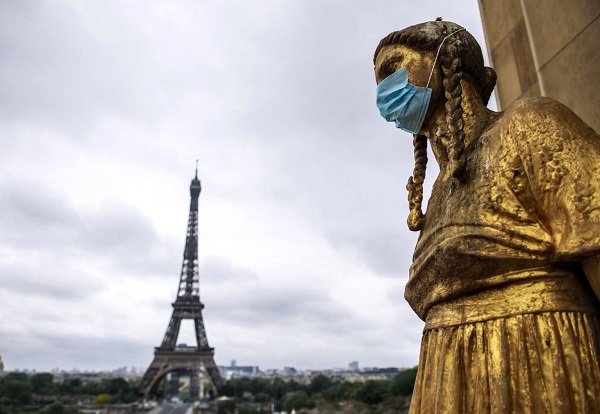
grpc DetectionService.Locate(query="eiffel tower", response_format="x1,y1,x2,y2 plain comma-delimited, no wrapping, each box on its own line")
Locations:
139,168,223,399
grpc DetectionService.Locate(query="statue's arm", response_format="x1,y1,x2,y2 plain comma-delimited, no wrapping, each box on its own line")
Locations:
510,97,600,269
518,98,600,299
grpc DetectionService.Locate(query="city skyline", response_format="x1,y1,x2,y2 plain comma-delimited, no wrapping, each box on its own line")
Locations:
4,359,401,375
0,1,493,372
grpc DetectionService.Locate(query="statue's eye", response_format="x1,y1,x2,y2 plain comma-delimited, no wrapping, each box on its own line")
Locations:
385,59,402,76
376,55,403,82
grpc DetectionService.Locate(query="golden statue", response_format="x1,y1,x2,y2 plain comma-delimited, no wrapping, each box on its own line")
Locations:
374,21,600,412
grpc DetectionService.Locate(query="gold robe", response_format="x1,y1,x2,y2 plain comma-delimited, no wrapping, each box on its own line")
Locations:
407,97,600,413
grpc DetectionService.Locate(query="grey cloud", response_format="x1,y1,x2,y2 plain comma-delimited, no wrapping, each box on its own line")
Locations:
83,203,179,276
0,181,78,247
212,1,424,279
272,143,418,277
0,2,128,133
0,262,104,300
0,1,221,137
208,283,372,338
325,227,417,276
4,333,153,372
0,180,177,276
199,255,260,283
387,285,406,305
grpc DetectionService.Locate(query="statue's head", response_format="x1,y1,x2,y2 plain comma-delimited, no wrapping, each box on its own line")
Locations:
373,21,496,105
373,21,496,232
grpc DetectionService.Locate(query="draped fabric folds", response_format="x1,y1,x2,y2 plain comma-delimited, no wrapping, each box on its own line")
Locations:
409,311,600,413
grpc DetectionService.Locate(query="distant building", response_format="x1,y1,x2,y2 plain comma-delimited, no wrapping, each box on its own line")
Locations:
0,355,4,373
362,367,399,380
219,362,260,379
348,361,359,371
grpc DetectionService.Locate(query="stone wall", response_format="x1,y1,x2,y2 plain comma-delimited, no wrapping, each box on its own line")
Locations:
478,0,600,132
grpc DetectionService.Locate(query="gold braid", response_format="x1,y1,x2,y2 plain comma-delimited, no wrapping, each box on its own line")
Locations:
406,134,428,231
439,40,466,180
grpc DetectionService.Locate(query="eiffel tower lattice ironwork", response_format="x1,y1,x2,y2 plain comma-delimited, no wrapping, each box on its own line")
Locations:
139,169,223,398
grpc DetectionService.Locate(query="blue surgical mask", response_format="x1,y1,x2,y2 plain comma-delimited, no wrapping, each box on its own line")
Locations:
376,28,466,135
376,68,432,134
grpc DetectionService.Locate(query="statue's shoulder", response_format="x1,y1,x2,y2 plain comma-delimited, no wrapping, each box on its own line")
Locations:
496,96,596,143
503,96,571,123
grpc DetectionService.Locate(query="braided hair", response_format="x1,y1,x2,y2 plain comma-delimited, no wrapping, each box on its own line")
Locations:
439,38,467,180
406,134,427,231
374,21,496,231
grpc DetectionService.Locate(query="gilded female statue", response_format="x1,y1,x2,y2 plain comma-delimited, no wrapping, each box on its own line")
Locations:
374,20,600,412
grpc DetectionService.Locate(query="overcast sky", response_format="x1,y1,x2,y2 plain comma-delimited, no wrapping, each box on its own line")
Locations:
0,0,493,373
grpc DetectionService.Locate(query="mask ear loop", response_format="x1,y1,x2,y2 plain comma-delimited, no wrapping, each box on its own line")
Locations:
426,28,466,88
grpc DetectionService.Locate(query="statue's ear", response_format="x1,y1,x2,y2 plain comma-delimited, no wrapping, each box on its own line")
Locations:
482,67,497,105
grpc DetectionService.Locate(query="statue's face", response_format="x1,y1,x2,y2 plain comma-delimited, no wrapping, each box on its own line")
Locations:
374,44,444,129
374,44,437,87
